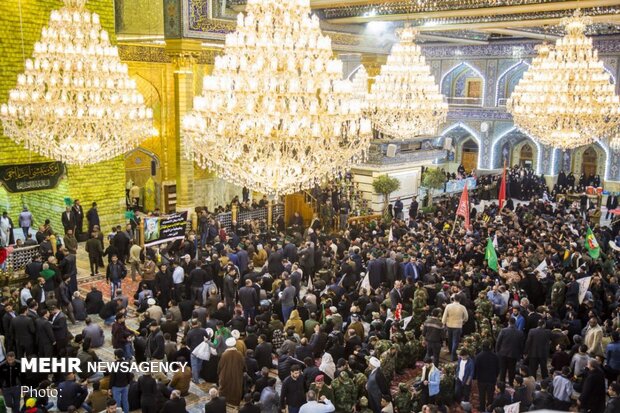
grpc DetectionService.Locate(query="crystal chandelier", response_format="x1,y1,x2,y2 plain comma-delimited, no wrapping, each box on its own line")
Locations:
0,0,154,166
507,10,620,150
182,0,371,197
368,27,448,140
351,65,370,112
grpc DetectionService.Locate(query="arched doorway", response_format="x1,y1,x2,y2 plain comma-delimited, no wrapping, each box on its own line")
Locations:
461,139,479,173
582,147,598,178
519,144,534,169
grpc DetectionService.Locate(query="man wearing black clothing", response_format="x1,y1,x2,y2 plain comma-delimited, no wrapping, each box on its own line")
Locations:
10,305,35,358
524,319,553,379
57,372,89,412
280,365,306,413
110,349,133,413
137,372,159,413
255,334,274,370
0,352,22,411
579,359,607,413
474,340,499,412
51,305,69,356
495,317,524,385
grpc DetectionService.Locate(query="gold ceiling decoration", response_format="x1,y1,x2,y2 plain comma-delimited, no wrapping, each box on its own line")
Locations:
182,0,371,197
367,27,447,139
0,0,154,165
507,10,620,149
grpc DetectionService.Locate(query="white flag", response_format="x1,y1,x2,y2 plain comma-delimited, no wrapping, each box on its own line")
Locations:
493,234,498,249
388,227,394,241
403,315,414,329
358,272,370,294
307,275,314,291
577,276,592,304
503,402,520,413
535,259,548,279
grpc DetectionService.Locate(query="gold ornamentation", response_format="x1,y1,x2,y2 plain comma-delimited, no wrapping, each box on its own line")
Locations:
367,27,448,139
182,0,371,197
0,0,154,165
508,10,620,150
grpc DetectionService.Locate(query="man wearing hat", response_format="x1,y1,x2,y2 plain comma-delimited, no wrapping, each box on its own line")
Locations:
367,357,390,413
217,336,245,406
310,375,334,402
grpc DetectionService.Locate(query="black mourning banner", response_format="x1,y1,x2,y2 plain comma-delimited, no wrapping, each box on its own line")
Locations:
0,162,65,193
144,211,188,246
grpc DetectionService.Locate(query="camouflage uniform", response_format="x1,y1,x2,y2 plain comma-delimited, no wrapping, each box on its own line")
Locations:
353,371,368,397
310,382,335,402
474,292,493,321
380,345,399,380
551,274,566,310
394,383,413,413
411,289,428,334
332,371,357,413
359,396,374,413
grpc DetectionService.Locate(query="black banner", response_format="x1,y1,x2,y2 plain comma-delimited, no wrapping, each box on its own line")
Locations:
144,211,188,246
0,162,65,193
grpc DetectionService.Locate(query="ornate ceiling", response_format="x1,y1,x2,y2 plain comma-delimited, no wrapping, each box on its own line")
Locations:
227,0,620,44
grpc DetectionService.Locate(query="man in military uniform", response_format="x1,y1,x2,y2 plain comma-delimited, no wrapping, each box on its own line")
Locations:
411,288,429,334
358,396,373,413
394,383,413,413
551,273,566,311
309,375,334,402
402,330,422,369
474,290,493,321
379,344,398,380
332,370,357,413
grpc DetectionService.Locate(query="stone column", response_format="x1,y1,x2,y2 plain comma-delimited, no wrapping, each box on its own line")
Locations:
166,39,202,213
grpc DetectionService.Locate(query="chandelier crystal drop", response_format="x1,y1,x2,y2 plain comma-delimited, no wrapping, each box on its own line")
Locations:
182,0,371,197
0,0,154,166
368,27,448,140
507,10,620,150
351,65,370,112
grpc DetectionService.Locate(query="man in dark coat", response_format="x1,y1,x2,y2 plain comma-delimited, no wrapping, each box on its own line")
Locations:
367,357,390,413
35,309,55,357
204,387,227,413
86,202,100,234
474,340,499,412
579,359,607,413
10,305,35,358
255,334,274,370
85,286,104,314
61,207,76,234
495,317,524,385
72,199,84,236
367,254,385,290
524,319,553,379
51,306,69,356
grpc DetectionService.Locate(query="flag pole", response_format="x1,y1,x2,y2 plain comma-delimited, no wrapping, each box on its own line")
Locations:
450,212,459,236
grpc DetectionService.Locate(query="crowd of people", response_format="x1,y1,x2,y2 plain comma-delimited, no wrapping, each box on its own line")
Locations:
0,176,620,413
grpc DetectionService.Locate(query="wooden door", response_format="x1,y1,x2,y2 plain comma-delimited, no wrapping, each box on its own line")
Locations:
462,151,478,173
582,147,598,178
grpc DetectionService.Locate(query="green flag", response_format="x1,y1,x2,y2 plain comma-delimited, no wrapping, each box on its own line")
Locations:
485,237,499,272
584,226,601,259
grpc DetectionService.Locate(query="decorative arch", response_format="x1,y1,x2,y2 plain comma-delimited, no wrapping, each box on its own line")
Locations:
604,66,616,85
440,122,483,170
490,126,542,174
440,62,485,106
572,142,608,180
346,64,365,81
495,60,530,106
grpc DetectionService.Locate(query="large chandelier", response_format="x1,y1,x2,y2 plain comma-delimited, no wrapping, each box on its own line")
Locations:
182,0,371,197
0,0,154,165
368,27,447,140
507,10,620,150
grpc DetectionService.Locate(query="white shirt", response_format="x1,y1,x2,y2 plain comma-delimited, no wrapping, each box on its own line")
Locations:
299,399,335,413
20,288,33,306
172,267,185,284
458,359,467,381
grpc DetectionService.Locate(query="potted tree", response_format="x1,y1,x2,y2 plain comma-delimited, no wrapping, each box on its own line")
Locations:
421,168,446,209
372,175,401,222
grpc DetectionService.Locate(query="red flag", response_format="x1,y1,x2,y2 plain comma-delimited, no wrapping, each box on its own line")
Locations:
456,181,470,229
498,164,507,210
